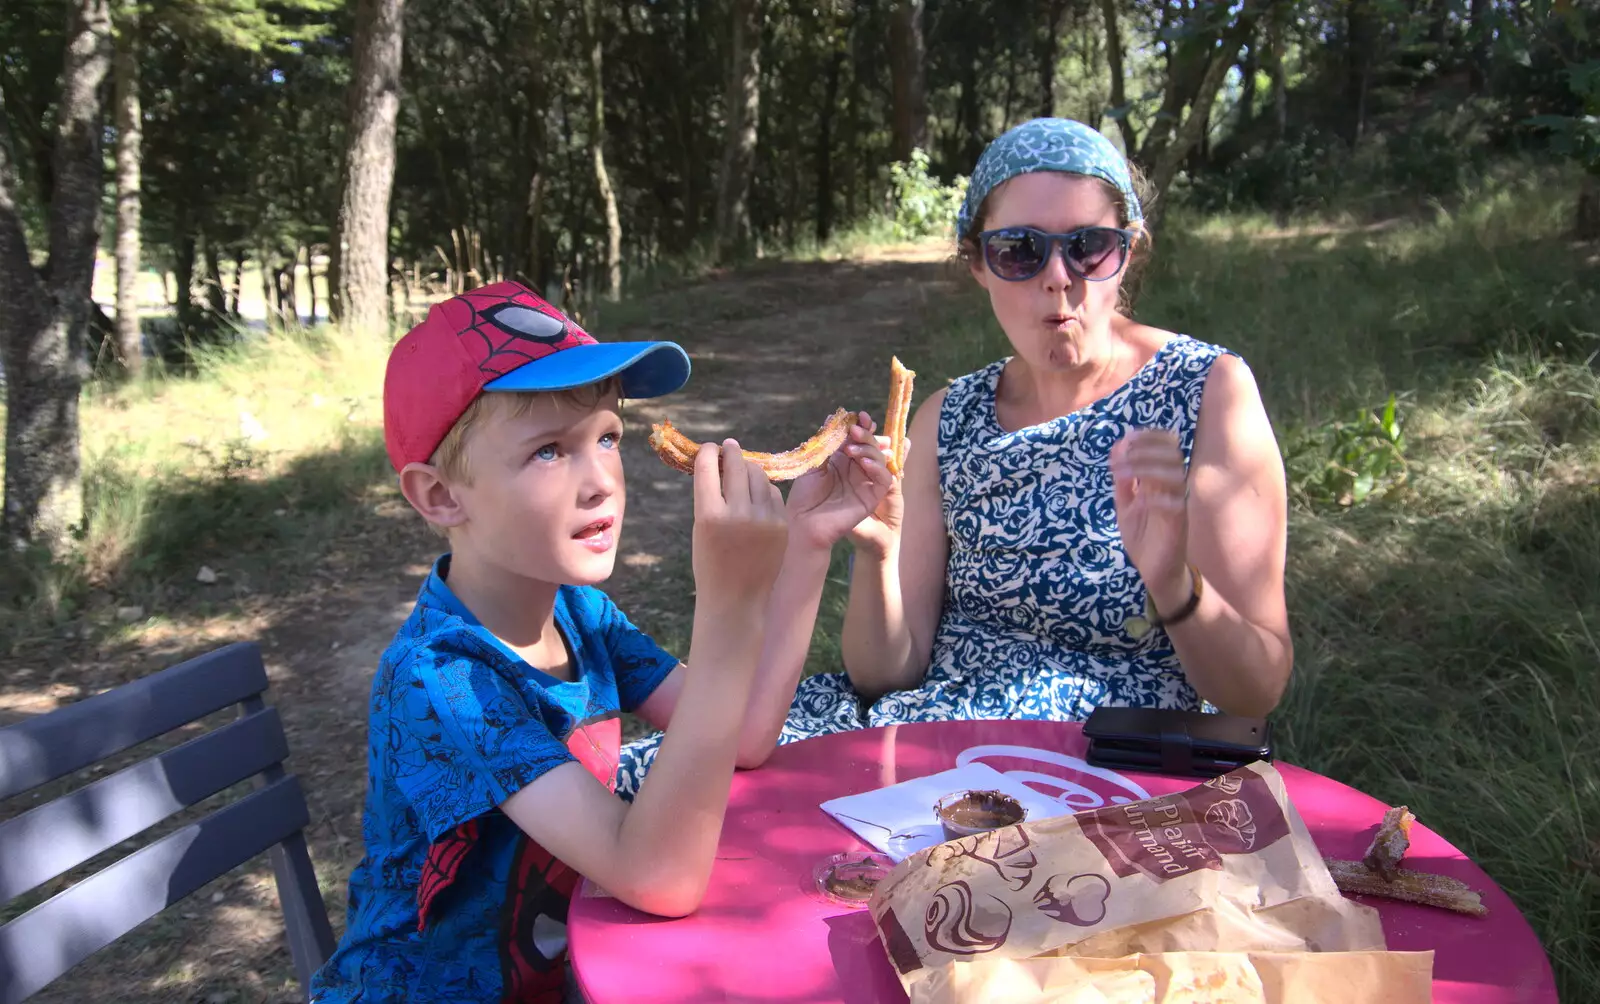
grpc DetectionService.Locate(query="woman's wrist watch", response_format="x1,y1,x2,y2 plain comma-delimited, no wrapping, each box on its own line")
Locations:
1147,563,1204,629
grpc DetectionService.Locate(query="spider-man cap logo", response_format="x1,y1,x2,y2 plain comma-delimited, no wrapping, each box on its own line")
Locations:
383,281,691,472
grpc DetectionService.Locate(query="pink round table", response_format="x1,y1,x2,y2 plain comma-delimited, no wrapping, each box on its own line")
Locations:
569,720,1556,1003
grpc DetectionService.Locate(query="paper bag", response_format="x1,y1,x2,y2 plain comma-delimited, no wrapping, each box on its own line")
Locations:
906,951,1436,1004
867,762,1386,987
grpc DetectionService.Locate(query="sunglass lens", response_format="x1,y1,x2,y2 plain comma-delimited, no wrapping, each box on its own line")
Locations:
984,229,1046,280
1067,229,1124,279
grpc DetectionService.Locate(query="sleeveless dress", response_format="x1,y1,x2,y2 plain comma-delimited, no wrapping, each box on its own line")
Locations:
614,334,1232,799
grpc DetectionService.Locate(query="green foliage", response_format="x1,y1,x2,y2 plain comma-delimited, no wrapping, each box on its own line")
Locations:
1283,394,1408,509
156,0,341,53
1188,98,1507,215
886,149,967,241
1528,60,1600,170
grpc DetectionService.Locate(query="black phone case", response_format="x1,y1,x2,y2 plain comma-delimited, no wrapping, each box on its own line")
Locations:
1083,706,1273,778
1085,743,1254,778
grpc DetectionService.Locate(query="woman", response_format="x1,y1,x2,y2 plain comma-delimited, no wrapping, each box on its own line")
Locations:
618,118,1291,796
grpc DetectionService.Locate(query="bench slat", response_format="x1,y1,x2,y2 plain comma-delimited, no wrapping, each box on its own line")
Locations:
0,643,269,800
0,774,311,1004
0,707,289,902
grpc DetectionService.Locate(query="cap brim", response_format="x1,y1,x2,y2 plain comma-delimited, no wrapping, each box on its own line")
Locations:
482,341,691,399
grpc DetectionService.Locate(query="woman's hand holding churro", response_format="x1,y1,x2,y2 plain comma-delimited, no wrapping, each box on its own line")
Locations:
787,414,895,551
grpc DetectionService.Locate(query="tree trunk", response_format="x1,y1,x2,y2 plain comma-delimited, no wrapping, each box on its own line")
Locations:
175,232,197,333
395,263,414,318
112,0,142,374
1267,1,1288,140
203,236,225,317
1346,0,1375,144
586,0,622,301
1467,0,1488,90
279,264,298,323
1038,0,1068,120
1427,0,1450,55
260,246,275,326
1075,10,1105,129
520,10,547,285
816,37,845,244
1139,0,1211,170
1190,83,1214,167
843,20,864,222
1577,170,1600,240
957,51,984,171
1002,46,1018,129
0,0,111,555
1100,0,1137,152
303,245,318,322
681,0,696,230
888,0,928,162
714,0,761,262
1235,39,1258,133
332,0,404,335
527,171,545,291
230,250,244,317
1140,1,1258,214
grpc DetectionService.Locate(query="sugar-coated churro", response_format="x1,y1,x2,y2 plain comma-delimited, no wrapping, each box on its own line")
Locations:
884,356,915,476
648,408,854,482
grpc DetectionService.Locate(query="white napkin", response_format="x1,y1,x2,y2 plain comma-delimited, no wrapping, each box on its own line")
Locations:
820,762,1073,861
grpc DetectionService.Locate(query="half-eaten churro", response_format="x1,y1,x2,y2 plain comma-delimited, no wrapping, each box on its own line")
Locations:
1325,857,1488,917
648,408,854,482
1325,806,1487,916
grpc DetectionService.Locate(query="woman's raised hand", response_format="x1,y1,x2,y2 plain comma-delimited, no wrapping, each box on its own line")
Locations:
1110,428,1192,611
844,426,908,559
786,413,895,552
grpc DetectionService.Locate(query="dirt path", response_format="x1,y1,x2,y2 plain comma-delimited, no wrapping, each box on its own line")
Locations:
6,243,959,1003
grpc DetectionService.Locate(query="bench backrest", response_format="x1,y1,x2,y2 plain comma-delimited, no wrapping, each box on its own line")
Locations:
0,641,335,1003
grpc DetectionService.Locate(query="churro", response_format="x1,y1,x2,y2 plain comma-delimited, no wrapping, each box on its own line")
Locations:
648,408,854,482
1325,858,1487,917
884,356,915,476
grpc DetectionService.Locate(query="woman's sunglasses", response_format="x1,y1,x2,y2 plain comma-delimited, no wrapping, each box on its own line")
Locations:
976,226,1137,283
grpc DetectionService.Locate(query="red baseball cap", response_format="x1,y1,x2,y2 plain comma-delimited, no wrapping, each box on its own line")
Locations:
382,281,691,472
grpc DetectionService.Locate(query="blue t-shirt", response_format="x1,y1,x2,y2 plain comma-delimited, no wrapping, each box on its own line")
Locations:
309,556,678,1003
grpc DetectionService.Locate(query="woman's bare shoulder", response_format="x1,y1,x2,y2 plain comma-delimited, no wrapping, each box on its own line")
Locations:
1114,317,1182,363
910,383,952,426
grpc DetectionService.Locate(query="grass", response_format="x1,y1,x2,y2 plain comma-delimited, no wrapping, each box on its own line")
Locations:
0,323,399,651
798,163,1597,997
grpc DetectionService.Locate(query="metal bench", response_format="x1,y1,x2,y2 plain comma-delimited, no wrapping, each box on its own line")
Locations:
0,641,335,1002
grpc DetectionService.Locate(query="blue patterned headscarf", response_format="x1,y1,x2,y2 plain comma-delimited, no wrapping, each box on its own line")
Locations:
957,118,1142,239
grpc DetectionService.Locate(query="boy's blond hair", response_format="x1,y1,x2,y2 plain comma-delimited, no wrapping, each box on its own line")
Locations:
424,378,622,536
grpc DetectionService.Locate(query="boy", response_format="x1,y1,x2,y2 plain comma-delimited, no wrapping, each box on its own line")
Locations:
309,281,890,1003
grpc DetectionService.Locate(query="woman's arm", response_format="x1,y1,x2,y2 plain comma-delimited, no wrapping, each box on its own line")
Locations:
839,390,951,700
1152,354,1294,716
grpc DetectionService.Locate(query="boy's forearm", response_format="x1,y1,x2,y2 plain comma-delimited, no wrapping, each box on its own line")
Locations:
839,544,918,698
734,540,833,767
612,602,763,913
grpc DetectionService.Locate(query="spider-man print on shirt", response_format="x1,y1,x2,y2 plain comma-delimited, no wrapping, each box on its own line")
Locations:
417,719,619,1003
307,563,679,1004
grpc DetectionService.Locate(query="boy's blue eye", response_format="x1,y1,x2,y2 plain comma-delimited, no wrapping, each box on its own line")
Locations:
533,443,559,462
600,432,620,449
